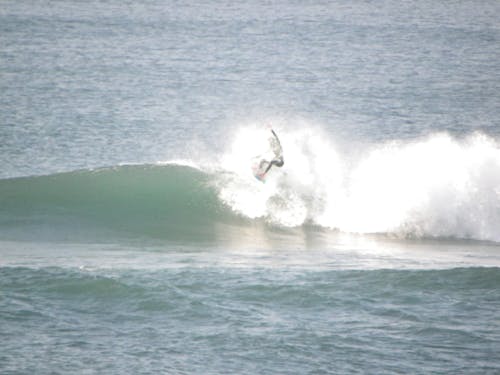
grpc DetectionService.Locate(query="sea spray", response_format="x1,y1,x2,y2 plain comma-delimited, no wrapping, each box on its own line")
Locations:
321,132,500,241
217,124,343,227
217,126,500,242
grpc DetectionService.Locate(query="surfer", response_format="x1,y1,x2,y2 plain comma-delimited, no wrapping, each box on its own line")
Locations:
257,129,284,179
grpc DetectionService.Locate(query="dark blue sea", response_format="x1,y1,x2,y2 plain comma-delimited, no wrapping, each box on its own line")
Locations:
1,1,500,373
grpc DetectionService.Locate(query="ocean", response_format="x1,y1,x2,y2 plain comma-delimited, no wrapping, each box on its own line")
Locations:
1,0,500,374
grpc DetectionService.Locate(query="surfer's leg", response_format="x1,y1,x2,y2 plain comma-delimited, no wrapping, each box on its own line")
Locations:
263,159,279,174
263,162,272,174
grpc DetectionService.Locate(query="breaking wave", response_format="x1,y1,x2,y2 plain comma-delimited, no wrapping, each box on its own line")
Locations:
218,126,500,243
1,127,499,243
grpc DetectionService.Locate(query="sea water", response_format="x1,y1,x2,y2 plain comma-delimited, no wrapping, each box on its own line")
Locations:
1,1,500,374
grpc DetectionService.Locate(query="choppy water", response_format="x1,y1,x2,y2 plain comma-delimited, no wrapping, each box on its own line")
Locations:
1,0,500,374
2,266,499,374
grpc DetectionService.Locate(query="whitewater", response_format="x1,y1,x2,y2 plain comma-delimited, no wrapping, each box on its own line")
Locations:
218,125,500,241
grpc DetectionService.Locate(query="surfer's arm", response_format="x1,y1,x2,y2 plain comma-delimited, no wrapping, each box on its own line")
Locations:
269,129,283,159
271,129,281,146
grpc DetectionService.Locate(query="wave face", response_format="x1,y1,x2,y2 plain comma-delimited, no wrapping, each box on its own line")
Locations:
1,129,500,244
0,164,237,243
218,126,500,242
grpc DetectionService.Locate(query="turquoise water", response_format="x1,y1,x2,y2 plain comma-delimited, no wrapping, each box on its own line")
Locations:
1,0,500,374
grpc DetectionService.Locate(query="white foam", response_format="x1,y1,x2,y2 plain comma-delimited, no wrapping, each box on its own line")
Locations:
217,124,500,242
156,159,201,170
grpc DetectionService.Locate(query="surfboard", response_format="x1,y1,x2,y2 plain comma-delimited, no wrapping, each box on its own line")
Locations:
252,159,269,182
